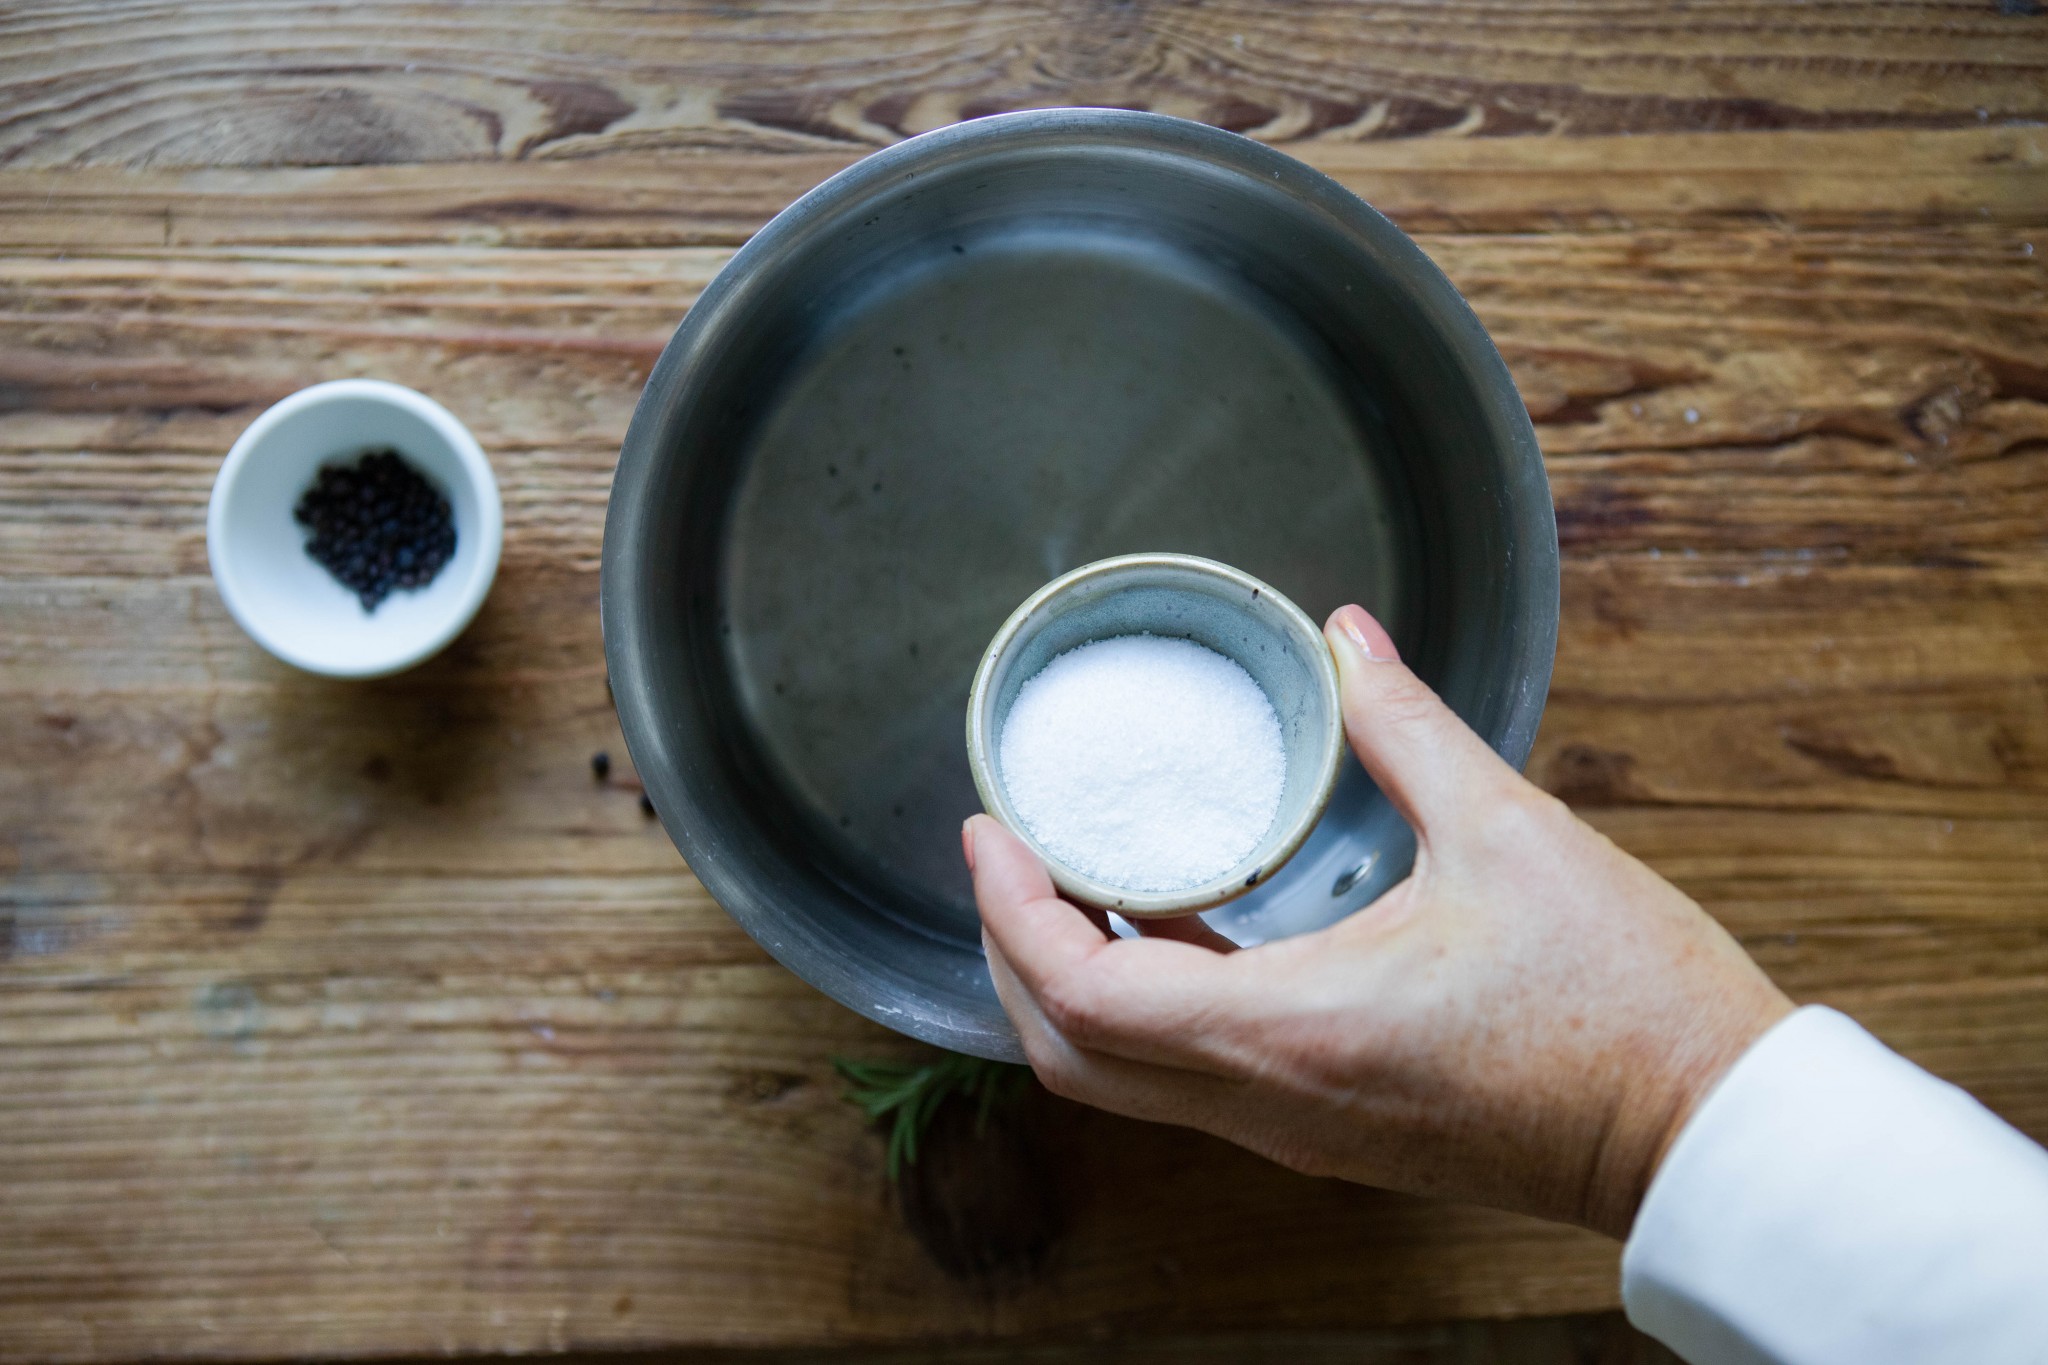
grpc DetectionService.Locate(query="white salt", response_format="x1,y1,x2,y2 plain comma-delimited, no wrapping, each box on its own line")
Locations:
997,634,1287,893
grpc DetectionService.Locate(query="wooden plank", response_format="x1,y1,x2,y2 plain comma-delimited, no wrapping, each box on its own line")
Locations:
1,127,2043,249
358,1320,1685,1365
3,222,2042,519
2,0,2041,171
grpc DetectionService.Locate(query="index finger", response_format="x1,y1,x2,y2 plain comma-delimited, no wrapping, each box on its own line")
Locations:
968,814,1247,1070
965,814,1112,994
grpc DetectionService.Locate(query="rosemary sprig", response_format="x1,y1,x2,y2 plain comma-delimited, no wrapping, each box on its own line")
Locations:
833,1052,1032,1180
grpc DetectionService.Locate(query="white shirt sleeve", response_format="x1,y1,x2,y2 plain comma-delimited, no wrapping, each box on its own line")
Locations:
1622,1006,2048,1365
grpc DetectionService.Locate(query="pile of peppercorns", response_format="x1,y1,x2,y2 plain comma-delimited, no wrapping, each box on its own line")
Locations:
294,449,457,611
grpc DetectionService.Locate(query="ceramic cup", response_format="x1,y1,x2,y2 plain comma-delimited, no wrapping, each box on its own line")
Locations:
206,379,502,678
967,553,1344,917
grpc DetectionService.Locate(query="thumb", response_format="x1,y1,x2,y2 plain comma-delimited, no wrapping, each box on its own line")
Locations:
1324,605,1517,839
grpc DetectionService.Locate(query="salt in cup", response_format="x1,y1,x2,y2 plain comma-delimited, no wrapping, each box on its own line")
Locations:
966,553,1345,918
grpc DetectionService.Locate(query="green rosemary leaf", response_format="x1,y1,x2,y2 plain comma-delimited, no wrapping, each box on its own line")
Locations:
831,1051,1032,1181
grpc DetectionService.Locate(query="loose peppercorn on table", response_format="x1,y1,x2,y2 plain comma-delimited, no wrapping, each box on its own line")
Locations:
2,5,2046,1364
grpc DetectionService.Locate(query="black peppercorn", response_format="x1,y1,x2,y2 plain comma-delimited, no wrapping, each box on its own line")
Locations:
591,751,611,782
293,448,456,611
639,793,655,817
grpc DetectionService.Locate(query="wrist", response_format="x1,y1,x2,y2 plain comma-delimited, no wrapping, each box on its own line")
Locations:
1589,987,1795,1239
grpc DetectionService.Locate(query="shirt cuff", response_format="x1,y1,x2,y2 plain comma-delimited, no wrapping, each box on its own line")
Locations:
1621,1005,2048,1365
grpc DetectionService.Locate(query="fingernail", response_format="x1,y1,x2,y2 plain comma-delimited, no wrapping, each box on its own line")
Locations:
1331,604,1400,663
961,817,977,872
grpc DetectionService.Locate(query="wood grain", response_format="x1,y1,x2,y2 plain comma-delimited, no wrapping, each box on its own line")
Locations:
3,1,2047,1361
2,127,2044,250
364,1317,1684,1365
3,0,2043,170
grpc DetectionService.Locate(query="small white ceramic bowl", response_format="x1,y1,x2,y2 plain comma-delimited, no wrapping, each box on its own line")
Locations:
967,553,1344,918
207,379,502,678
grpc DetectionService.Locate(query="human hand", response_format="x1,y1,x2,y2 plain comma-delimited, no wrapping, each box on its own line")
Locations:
965,604,1792,1238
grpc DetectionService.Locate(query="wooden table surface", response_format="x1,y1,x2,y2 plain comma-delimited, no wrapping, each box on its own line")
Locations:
3,3,2045,1361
